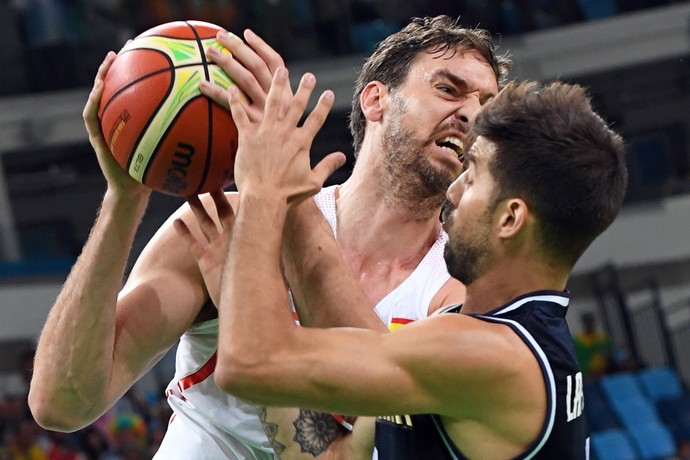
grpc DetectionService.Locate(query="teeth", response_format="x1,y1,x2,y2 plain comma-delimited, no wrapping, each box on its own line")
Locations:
436,136,464,158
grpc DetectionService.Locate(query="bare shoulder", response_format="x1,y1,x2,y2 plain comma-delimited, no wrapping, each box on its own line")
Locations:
427,277,466,316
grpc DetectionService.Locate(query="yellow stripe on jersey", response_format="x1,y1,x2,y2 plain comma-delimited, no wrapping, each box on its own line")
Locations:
389,317,414,332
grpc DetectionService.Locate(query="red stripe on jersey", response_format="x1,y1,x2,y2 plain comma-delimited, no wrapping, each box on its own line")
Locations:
332,414,354,432
177,352,217,393
391,317,414,325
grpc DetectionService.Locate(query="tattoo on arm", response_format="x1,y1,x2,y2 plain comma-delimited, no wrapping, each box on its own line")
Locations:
257,406,286,456
293,409,342,456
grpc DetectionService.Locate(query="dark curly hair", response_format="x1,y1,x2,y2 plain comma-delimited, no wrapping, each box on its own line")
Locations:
474,80,628,266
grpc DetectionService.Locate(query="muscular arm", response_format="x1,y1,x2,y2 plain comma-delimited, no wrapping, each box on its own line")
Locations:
218,192,545,451
204,32,384,458
29,189,147,429
28,195,214,431
217,190,542,420
28,55,211,431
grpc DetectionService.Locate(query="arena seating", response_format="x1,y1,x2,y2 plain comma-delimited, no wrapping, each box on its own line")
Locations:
588,366,689,459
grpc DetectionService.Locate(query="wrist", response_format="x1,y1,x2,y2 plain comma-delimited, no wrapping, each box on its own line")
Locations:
102,186,151,218
238,187,289,224
238,185,288,209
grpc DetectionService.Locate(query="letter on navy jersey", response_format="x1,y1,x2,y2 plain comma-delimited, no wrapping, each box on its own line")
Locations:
566,372,584,422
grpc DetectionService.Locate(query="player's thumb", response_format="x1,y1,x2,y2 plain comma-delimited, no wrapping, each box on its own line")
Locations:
313,152,346,185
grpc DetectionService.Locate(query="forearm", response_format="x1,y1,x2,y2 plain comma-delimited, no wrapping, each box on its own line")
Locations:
29,190,148,430
283,200,386,331
216,190,295,384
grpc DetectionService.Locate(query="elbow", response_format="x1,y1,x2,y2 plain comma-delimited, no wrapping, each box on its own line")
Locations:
29,395,78,432
28,387,92,432
214,350,267,404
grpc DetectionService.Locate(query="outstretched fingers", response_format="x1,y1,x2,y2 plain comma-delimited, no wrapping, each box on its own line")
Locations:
284,73,317,129
262,67,290,126
228,65,341,202
299,89,343,191
300,90,335,148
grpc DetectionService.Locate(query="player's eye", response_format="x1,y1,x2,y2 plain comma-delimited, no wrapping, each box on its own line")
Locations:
437,85,455,96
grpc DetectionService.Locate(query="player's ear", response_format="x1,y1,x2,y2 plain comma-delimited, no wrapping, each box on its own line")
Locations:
497,198,529,239
361,81,387,122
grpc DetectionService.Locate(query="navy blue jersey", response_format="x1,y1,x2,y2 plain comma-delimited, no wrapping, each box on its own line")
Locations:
374,290,589,459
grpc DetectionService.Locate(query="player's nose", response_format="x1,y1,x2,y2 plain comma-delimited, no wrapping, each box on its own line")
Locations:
446,176,463,205
453,93,482,126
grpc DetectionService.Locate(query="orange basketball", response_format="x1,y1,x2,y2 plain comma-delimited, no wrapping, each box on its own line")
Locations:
99,20,238,196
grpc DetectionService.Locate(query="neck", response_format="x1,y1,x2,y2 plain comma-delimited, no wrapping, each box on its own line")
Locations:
334,167,443,272
460,258,570,315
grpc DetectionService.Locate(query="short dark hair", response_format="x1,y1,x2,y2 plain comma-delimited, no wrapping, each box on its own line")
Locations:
473,81,628,266
348,15,511,155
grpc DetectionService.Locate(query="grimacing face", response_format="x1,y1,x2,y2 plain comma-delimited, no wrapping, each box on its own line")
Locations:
377,48,499,205
380,92,456,197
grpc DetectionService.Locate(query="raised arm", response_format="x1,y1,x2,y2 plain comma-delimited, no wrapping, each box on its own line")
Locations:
177,189,382,459
28,54,213,431
200,30,388,459
203,29,382,331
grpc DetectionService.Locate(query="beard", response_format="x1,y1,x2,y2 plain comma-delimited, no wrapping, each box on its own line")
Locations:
378,96,459,214
444,210,493,285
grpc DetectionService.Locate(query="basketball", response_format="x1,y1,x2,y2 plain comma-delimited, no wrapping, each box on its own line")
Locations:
99,20,238,196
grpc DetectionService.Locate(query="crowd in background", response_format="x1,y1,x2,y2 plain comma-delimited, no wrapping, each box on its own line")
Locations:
0,348,173,459
0,390,171,460
3,0,683,95
573,311,642,382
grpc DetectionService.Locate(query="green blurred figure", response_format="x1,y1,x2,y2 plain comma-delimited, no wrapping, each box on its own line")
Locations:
574,312,612,380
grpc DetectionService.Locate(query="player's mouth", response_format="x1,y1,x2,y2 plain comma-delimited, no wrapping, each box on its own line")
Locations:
435,136,464,160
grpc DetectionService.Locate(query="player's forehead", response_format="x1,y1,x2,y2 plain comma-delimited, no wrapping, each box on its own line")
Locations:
407,47,499,95
465,136,495,168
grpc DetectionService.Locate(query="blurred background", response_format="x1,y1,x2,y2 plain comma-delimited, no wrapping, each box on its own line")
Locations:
1,0,690,458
